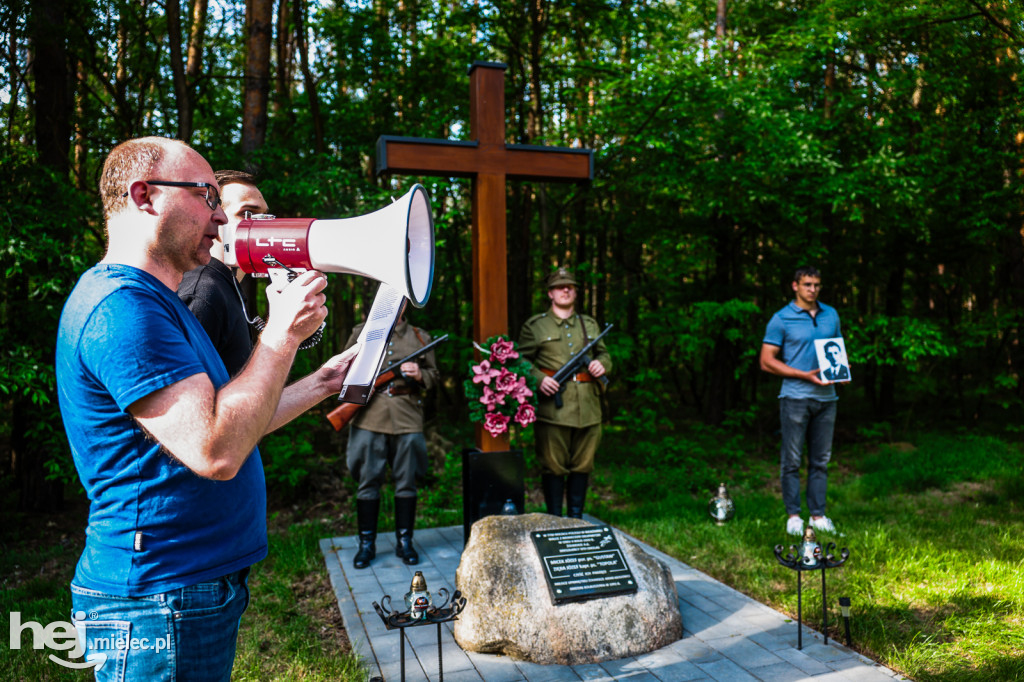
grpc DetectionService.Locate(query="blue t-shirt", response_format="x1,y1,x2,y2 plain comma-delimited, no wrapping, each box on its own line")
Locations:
56,264,267,597
763,301,842,401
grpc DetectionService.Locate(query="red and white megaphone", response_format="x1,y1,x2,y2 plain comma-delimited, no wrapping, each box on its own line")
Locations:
223,184,435,307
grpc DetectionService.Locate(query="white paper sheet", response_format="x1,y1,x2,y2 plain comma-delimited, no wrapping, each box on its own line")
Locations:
338,284,406,404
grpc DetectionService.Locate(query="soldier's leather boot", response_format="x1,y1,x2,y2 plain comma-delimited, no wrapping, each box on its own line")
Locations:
566,472,589,519
353,498,380,569
394,496,419,565
541,474,565,516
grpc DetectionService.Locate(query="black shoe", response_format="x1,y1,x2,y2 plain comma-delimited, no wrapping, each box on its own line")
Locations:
541,474,565,516
395,496,419,565
353,498,380,569
566,472,589,519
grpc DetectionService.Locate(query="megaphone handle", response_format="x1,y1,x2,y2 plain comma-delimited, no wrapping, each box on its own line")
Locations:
267,267,305,293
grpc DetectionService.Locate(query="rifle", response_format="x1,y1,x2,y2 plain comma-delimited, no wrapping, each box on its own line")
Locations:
548,324,613,409
326,334,448,431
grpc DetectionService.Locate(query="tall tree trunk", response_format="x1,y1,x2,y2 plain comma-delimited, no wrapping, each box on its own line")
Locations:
20,0,70,512
879,242,907,417
29,0,70,173
293,0,324,154
5,21,23,144
509,184,533,337
716,0,728,49
242,0,272,160
186,0,207,83
704,0,736,424
274,0,293,118
240,0,272,308
186,0,208,131
166,0,191,140
73,59,89,190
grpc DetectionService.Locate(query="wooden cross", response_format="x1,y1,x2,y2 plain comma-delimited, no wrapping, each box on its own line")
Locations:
376,61,593,451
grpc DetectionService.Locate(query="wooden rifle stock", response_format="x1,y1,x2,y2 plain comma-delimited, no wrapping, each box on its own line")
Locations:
326,369,398,431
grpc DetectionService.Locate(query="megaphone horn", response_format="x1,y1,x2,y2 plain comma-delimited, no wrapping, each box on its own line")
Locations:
227,184,435,307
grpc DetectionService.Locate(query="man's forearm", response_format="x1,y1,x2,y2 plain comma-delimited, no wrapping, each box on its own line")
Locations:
130,338,299,481
265,344,360,434
266,371,332,434
211,340,299,453
760,349,819,384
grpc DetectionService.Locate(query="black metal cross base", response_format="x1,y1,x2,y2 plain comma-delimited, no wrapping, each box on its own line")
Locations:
372,588,467,681
773,542,850,650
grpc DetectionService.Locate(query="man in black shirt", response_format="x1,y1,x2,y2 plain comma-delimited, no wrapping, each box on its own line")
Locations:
177,170,267,375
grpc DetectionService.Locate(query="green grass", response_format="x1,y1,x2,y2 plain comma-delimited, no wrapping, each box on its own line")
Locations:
4,426,1024,681
591,428,1024,681
232,516,365,681
0,495,367,682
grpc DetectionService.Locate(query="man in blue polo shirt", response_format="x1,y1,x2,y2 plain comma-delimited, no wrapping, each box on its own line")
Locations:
760,266,842,537
56,137,358,681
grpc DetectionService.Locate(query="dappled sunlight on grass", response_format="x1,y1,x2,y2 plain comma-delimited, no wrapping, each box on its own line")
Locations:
591,428,1024,681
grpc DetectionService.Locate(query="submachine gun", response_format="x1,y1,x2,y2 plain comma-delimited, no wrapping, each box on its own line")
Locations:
326,334,448,431
549,324,613,409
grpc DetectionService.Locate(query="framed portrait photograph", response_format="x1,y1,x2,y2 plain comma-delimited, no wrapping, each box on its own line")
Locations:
814,337,851,383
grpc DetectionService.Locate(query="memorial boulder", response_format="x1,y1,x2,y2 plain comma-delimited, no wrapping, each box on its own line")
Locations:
454,513,683,665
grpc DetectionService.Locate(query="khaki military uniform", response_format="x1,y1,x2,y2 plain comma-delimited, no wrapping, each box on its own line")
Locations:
518,310,611,475
345,319,439,500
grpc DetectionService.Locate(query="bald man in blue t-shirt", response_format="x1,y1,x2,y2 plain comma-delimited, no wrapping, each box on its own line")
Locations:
56,137,358,680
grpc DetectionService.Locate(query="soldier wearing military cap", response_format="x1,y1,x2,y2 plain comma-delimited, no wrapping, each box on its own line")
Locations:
345,312,439,569
518,267,612,518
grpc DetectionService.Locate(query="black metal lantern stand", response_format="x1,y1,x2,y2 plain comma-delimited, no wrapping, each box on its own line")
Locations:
372,584,466,681
773,541,849,650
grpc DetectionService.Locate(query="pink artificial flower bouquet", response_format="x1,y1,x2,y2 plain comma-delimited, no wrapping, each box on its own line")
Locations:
464,336,539,437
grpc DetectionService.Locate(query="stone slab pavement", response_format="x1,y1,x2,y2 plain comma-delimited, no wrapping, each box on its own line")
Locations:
321,516,906,682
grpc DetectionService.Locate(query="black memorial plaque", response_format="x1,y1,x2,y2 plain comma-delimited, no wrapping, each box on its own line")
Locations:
531,525,638,604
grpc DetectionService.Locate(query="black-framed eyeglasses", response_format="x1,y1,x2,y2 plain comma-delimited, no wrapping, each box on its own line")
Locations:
122,180,221,210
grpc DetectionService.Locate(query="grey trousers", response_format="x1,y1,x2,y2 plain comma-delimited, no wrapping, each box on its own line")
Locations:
347,427,427,500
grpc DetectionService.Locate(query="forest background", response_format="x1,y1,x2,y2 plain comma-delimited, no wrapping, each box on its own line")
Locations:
2,0,1023,512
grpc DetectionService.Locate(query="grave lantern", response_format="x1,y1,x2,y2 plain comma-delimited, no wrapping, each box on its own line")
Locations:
404,571,432,621
708,483,735,525
800,527,822,567
373,572,465,680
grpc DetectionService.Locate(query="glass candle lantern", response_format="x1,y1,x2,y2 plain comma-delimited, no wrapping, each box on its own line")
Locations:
404,571,432,620
708,483,736,525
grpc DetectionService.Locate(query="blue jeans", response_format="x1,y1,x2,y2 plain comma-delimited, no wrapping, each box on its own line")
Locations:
70,568,250,681
779,398,837,517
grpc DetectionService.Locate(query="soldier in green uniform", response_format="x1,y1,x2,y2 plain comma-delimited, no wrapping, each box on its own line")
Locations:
518,268,611,518
345,314,439,569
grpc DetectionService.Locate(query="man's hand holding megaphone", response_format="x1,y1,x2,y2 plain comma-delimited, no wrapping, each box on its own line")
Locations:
258,270,363,434
259,269,329,353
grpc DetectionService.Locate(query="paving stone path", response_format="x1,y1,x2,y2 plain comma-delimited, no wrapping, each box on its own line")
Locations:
321,516,905,681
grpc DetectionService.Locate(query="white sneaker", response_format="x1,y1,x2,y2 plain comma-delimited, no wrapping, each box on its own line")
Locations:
810,516,836,533
786,516,804,536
